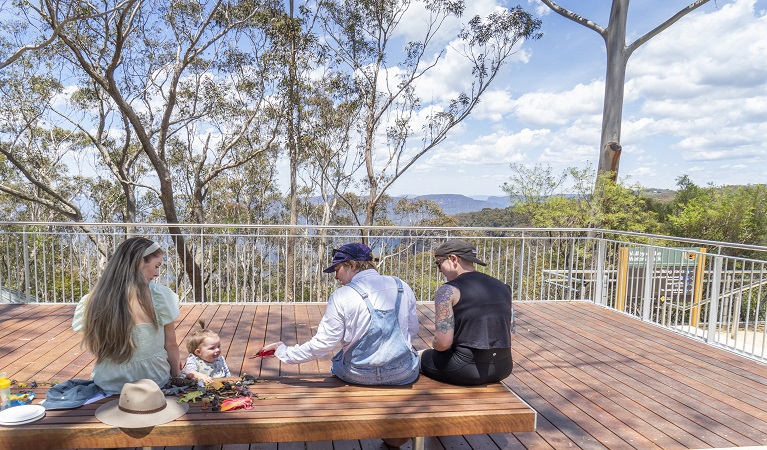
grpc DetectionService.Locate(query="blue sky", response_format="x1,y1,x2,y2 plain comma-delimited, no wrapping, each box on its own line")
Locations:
381,0,767,197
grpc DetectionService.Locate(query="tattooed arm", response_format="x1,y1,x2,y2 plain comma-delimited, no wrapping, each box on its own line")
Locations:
432,284,459,351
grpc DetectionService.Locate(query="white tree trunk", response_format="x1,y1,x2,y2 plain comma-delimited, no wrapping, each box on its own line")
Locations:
599,0,629,177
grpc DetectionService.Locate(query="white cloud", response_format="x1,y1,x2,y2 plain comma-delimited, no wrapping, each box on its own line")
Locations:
471,90,516,121
395,0,505,44
510,81,604,127
418,128,549,169
529,0,553,17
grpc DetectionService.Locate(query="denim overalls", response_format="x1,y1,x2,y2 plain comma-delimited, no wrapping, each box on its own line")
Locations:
331,277,419,385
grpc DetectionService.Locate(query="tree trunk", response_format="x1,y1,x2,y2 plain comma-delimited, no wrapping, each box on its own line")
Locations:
284,0,298,302
598,0,629,179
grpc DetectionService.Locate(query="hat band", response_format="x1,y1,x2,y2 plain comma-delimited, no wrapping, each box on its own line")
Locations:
119,403,167,415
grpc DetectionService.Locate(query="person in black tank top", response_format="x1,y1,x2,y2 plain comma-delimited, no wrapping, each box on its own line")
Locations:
420,239,515,386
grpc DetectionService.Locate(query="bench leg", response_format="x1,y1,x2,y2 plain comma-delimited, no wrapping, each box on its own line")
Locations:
412,437,425,450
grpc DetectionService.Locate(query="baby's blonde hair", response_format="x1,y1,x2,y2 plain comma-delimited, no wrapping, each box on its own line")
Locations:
186,320,220,353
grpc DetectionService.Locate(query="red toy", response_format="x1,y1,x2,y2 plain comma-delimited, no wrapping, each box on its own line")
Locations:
220,396,253,411
254,348,275,358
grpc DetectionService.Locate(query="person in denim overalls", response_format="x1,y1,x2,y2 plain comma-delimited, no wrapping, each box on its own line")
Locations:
258,243,420,387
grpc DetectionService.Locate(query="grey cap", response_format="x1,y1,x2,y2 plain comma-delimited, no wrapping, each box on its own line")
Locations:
434,239,487,266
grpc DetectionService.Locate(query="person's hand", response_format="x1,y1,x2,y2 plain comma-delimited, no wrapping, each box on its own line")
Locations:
198,374,213,385
254,341,282,358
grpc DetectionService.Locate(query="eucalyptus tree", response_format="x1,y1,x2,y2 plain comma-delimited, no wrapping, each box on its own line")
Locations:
539,0,713,181
0,0,131,70
0,53,71,219
299,71,364,226
316,0,541,226
46,0,284,301
294,70,366,298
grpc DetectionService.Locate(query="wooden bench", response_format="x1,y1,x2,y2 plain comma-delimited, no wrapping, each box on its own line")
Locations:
1,375,536,450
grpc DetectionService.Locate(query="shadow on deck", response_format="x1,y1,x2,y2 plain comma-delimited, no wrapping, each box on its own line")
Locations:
1,301,766,450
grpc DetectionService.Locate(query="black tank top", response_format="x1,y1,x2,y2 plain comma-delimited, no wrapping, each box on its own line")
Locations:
447,271,512,349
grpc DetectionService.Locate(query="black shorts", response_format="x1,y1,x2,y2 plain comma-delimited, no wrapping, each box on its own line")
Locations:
420,345,513,386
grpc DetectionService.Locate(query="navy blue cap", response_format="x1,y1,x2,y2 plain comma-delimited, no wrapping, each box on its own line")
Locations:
323,243,373,273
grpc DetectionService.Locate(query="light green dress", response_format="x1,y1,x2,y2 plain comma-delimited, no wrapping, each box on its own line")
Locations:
72,283,179,394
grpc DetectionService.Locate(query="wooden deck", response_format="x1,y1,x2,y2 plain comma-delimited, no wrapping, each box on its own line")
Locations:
2,301,767,450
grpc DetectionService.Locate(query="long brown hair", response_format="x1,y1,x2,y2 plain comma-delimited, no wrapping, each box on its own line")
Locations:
82,237,164,363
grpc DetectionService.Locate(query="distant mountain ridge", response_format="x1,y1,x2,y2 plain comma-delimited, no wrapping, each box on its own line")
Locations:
412,194,511,215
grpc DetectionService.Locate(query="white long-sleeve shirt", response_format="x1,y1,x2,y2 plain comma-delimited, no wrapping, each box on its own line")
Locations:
275,269,419,364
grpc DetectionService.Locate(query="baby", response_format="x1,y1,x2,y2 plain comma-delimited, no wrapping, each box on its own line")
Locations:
183,320,231,385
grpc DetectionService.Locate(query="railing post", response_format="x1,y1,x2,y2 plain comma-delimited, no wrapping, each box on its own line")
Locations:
594,238,606,305
568,238,575,300
517,232,525,302
199,229,205,302
22,230,31,302
642,247,654,321
707,256,723,343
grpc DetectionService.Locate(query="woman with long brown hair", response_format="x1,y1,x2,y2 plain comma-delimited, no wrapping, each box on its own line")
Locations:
72,237,181,394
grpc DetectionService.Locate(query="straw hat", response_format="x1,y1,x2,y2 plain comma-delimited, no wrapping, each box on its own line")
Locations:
95,379,188,428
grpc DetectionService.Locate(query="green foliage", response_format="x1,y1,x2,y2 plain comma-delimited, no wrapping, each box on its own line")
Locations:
501,164,660,233
668,178,767,248
391,198,457,227
454,207,522,228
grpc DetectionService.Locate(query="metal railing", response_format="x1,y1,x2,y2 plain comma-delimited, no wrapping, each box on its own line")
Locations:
1,222,765,362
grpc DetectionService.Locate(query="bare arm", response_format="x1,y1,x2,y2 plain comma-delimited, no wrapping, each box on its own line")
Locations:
432,284,458,351
164,323,181,377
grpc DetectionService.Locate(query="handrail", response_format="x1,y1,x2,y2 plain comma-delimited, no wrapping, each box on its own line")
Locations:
0,222,765,362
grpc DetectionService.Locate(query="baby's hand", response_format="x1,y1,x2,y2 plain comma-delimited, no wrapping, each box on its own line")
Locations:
199,375,213,385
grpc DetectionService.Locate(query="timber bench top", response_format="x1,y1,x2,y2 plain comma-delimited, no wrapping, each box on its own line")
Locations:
2,376,535,450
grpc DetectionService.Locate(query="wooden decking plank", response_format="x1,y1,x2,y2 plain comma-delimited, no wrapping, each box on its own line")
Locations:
436,435,473,450
0,304,70,358
512,353,628,449
260,304,283,378
309,304,331,373
0,303,56,342
516,337,674,449
526,302,767,445
242,443,277,450
0,305,72,379
524,305,757,414
210,303,235,344
216,304,243,372
461,433,504,450
277,305,300,377
515,304,717,449
516,328,713,449
295,304,321,376
573,301,767,379
519,302,747,448
563,302,767,396
324,440,358,450
242,304,270,377
227,303,256,378
0,305,77,375
486,432,535,450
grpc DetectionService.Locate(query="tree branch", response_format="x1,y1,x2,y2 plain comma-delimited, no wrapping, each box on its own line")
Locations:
0,0,132,70
539,0,606,38
627,0,712,56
